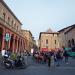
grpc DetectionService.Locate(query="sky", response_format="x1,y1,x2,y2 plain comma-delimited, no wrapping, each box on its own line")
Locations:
4,0,75,40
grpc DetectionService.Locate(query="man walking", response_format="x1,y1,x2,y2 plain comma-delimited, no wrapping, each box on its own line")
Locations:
47,52,51,67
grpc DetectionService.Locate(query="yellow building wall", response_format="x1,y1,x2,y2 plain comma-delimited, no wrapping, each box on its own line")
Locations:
40,33,59,51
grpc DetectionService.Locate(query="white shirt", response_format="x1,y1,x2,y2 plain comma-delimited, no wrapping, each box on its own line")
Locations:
1,49,6,56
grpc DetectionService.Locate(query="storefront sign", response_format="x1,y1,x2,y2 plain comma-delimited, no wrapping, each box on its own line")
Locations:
5,33,11,41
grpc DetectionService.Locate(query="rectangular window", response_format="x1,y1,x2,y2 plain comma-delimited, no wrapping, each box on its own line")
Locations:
17,26,18,30
14,23,16,29
46,39,48,44
12,20,13,26
55,40,56,44
8,17,10,24
3,13,6,21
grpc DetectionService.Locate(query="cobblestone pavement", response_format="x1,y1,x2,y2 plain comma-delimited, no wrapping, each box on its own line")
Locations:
0,56,75,75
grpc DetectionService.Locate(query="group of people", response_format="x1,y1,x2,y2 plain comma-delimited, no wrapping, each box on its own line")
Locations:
0,47,70,68
0,48,27,69
33,49,69,67
1,48,12,58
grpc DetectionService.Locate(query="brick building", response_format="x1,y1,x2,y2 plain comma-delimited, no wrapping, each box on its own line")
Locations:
58,24,75,48
0,0,25,53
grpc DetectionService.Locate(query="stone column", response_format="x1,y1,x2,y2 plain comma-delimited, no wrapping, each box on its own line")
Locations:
12,36,15,53
2,28,5,50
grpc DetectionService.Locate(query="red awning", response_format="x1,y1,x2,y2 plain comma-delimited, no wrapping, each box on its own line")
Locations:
41,48,48,52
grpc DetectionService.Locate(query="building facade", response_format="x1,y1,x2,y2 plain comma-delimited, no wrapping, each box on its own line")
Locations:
39,25,75,52
22,30,35,52
0,0,25,53
39,28,59,51
58,24,75,48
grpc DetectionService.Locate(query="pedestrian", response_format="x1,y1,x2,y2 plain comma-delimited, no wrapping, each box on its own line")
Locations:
51,55,54,66
7,48,12,57
43,53,47,63
47,52,51,67
56,50,62,66
1,48,6,57
63,50,69,64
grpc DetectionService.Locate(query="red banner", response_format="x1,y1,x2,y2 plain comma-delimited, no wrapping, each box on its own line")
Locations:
41,48,48,52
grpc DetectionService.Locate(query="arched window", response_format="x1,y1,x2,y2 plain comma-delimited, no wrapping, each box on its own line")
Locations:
68,40,71,47
71,39,75,46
